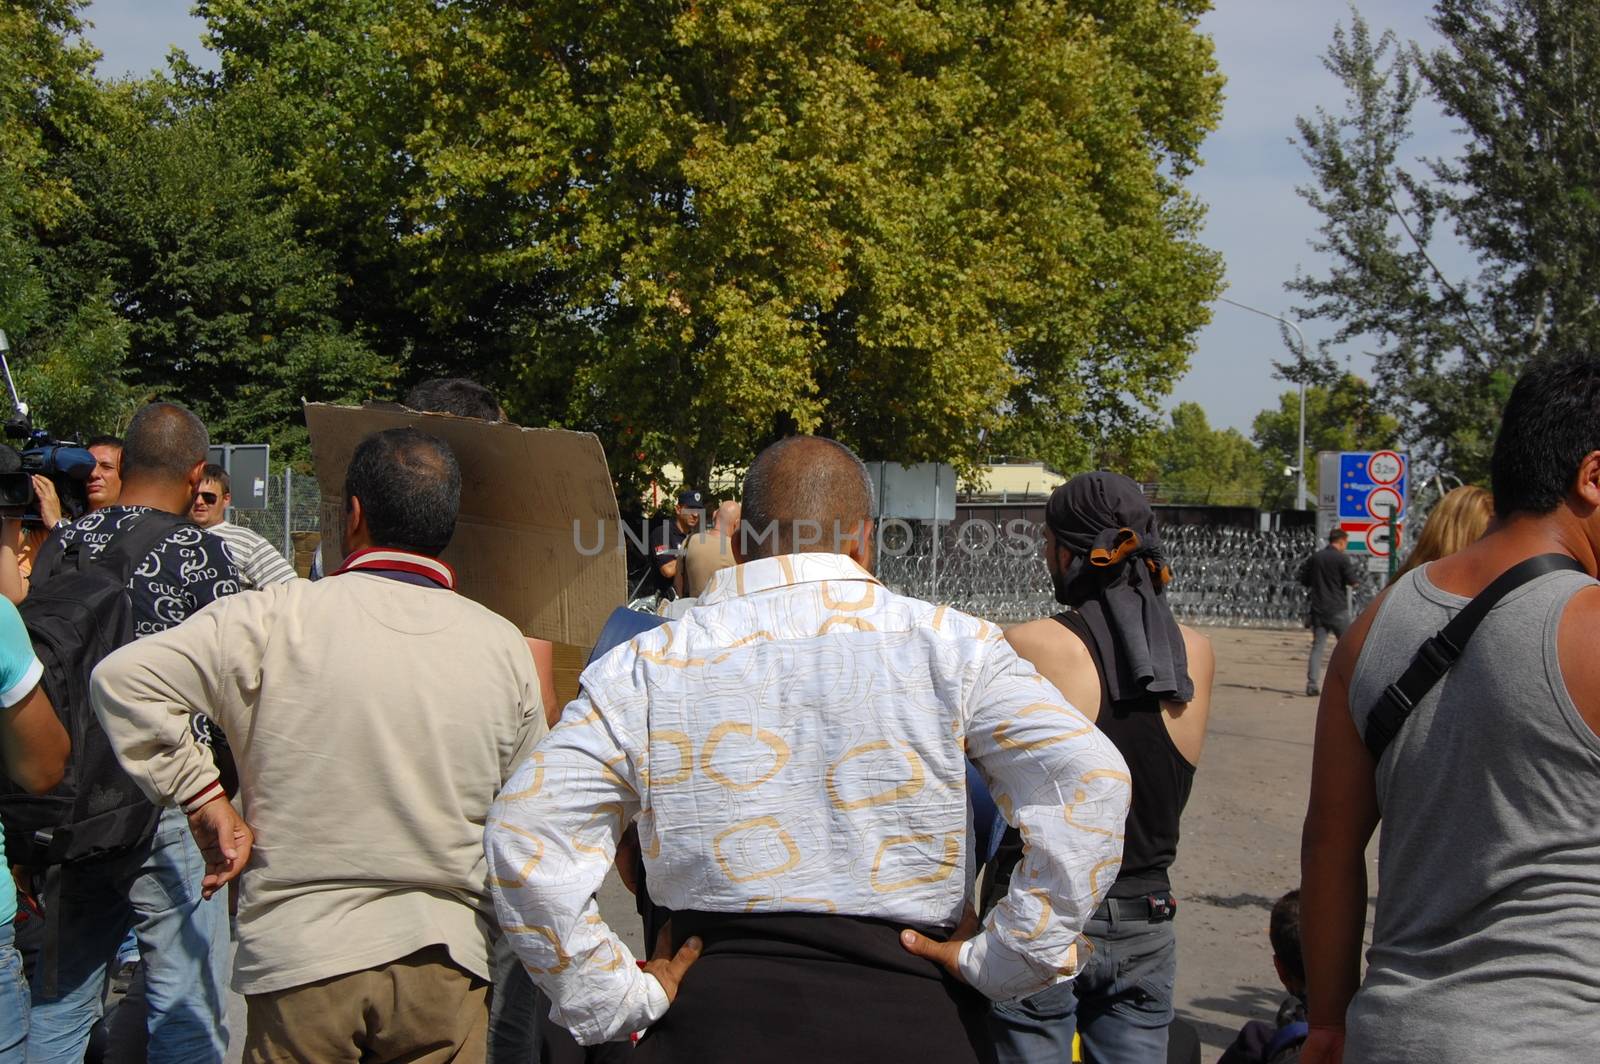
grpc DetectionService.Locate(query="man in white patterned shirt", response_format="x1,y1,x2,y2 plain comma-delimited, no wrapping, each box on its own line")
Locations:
190,464,298,587
486,436,1130,1063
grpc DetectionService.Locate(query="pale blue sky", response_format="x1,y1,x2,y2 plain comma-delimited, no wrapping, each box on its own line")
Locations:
80,0,1462,434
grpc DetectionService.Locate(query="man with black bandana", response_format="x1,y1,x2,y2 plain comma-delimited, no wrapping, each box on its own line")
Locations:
987,472,1215,1064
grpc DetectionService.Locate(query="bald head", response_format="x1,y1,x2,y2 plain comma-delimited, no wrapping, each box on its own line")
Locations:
712,500,741,532
739,436,874,559
121,402,210,486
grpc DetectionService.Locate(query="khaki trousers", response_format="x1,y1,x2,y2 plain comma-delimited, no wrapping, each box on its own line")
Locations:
244,945,488,1063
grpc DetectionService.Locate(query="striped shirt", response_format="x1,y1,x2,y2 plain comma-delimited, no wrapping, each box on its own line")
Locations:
210,521,298,589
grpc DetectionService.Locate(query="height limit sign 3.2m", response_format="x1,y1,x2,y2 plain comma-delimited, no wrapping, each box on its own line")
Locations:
1334,450,1407,562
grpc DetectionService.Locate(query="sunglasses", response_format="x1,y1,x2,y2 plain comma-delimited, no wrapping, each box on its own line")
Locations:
197,492,220,505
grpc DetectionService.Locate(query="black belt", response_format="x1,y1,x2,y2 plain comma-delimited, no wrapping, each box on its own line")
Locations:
1093,893,1177,923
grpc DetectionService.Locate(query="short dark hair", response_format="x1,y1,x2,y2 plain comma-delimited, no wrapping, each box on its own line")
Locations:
120,403,209,485
1328,528,1348,544
1490,355,1600,519
343,428,461,556
404,378,503,422
740,436,874,559
200,463,230,495
1270,889,1303,987
86,435,124,452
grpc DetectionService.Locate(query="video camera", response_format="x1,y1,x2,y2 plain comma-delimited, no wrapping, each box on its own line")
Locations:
0,329,95,523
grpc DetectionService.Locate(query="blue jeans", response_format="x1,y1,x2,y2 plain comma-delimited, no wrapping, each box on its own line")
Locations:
990,909,1177,1064
487,928,540,1063
2,923,28,1064
26,807,230,1064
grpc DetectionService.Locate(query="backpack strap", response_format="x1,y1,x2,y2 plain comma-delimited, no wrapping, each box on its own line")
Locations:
27,525,68,585
31,510,192,589
1363,553,1587,762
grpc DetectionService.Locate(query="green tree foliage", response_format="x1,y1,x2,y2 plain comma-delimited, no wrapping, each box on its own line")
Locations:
41,79,397,459
1291,2,1600,483
3,3,388,456
1252,372,1400,509
1152,402,1262,505
197,0,1225,492
0,0,135,435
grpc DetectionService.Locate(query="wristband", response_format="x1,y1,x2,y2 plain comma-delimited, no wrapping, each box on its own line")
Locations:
181,780,225,816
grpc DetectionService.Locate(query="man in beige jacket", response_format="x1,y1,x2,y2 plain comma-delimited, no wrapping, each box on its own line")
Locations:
90,427,544,1063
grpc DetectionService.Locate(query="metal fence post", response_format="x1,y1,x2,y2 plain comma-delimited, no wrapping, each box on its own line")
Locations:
283,467,293,561
1387,511,1399,584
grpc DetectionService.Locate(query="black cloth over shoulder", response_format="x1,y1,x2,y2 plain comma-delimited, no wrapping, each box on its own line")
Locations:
633,910,996,1064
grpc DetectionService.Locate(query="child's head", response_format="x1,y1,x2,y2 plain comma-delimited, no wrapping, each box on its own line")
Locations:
1270,889,1305,997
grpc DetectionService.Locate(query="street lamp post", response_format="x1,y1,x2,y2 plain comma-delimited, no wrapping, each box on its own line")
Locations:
1218,297,1311,510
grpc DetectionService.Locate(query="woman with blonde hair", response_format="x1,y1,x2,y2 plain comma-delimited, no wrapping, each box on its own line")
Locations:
1392,484,1493,581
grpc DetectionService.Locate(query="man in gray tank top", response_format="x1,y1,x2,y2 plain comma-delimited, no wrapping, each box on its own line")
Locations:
1299,354,1600,1064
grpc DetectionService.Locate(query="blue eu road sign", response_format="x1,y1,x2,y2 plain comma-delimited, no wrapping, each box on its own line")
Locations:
1335,450,1408,557
1337,451,1407,521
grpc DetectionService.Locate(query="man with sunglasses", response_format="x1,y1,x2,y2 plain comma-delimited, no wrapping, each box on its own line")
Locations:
190,464,298,589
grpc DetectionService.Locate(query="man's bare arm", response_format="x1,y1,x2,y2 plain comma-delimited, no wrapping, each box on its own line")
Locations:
1300,592,1385,1062
525,638,559,728
1164,626,1214,765
1556,585,1600,739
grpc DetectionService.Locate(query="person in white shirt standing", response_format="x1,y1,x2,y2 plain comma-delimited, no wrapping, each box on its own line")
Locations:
93,427,544,1063
189,463,298,588
487,435,1130,1064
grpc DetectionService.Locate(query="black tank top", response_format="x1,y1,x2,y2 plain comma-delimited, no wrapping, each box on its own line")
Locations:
1052,611,1196,898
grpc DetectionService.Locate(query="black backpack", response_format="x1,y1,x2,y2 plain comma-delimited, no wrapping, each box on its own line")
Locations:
0,510,189,868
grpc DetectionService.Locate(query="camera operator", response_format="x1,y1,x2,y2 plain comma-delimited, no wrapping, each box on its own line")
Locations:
0,459,66,606
85,435,123,512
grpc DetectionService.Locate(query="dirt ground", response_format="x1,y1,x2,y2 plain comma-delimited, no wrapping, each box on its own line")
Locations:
1169,626,1329,1060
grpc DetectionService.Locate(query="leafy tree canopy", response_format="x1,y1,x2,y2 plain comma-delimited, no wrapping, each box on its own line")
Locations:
197,0,1225,491
1251,372,1400,509
1290,1,1600,483
3,1,1225,484
1152,401,1263,506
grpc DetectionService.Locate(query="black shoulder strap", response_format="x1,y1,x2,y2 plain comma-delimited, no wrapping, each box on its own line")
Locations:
1363,553,1587,762
27,525,67,584
58,508,190,585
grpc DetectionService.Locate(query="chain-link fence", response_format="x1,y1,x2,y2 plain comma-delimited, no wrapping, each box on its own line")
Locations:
876,519,1383,628
227,471,325,571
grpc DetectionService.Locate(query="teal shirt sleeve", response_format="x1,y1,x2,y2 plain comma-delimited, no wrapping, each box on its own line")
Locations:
0,595,43,925
0,597,43,708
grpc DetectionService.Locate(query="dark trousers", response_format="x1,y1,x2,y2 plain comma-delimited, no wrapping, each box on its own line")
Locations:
635,911,996,1064
1308,611,1350,687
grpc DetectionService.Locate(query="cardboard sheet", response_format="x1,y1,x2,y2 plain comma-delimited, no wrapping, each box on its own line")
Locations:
305,403,625,648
